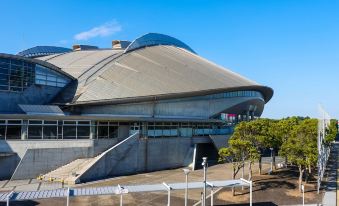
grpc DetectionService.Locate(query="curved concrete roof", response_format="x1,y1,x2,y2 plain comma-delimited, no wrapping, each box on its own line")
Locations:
36,36,273,105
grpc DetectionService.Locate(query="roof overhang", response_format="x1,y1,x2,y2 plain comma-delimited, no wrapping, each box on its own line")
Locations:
0,114,223,123
67,85,273,107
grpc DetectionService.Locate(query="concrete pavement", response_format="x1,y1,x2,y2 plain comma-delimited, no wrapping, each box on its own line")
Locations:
322,143,338,206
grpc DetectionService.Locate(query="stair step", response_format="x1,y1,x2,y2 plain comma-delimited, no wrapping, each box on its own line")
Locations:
42,158,95,183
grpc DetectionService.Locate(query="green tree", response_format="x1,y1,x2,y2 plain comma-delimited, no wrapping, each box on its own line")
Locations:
219,122,260,181
279,119,318,192
250,118,278,173
324,119,338,145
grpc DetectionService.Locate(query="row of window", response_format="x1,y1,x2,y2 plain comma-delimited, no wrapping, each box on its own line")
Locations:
0,120,118,140
0,120,233,140
35,65,69,88
0,57,70,92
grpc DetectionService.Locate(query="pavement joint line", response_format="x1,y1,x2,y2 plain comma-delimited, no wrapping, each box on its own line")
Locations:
1,180,9,188
37,182,42,191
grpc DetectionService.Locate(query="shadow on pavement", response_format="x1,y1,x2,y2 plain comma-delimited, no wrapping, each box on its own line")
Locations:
0,200,39,206
216,202,278,206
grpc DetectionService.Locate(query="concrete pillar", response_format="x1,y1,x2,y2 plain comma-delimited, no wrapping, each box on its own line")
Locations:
21,120,28,140
90,120,96,139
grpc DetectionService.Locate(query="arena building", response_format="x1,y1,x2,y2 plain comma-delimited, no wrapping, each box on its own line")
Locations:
0,33,273,183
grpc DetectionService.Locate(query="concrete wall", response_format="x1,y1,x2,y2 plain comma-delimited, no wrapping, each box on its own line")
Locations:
0,155,19,180
0,139,116,158
78,136,196,183
0,139,117,180
11,147,91,180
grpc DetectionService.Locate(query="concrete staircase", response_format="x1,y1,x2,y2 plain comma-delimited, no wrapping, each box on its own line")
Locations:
41,132,139,185
42,158,95,184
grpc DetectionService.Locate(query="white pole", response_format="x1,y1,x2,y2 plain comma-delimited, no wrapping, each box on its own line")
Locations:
210,188,214,206
168,189,171,206
302,184,305,206
241,178,253,206
202,157,207,206
185,174,188,206
163,182,171,206
250,180,252,206
183,169,190,206
206,182,214,206
66,187,70,206
6,191,13,206
120,193,123,206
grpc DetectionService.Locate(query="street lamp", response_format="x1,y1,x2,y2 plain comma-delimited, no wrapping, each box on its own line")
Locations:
183,168,190,206
270,148,274,174
202,157,208,206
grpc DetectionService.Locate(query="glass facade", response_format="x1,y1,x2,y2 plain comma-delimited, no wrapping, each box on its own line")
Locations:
0,57,70,92
35,65,69,87
172,90,264,102
0,120,233,140
0,120,22,140
125,33,196,54
146,122,232,138
0,58,34,91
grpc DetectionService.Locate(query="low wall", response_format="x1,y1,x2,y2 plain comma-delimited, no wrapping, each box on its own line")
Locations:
0,139,117,180
0,155,19,180
11,147,91,180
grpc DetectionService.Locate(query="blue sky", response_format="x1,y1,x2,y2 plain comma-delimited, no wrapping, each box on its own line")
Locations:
1,0,338,119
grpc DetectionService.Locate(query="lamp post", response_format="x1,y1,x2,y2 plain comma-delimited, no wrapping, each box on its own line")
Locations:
202,157,208,206
183,168,190,206
270,148,273,174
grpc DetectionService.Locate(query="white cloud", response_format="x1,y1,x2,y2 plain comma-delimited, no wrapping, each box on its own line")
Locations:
74,20,122,41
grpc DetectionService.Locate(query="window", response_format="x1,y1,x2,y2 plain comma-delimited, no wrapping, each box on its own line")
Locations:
6,120,22,139
77,121,90,139
0,120,5,139
43,120,58,139
0,58,34,92
97,121,109,138
35,65,70,88
63,120,77,139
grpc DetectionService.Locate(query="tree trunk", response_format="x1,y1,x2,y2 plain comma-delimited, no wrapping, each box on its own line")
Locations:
232,167,235,196
248,161,253,181
308,164,312,174
273,151,276,170
298,165,304,192
258,156,262,175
